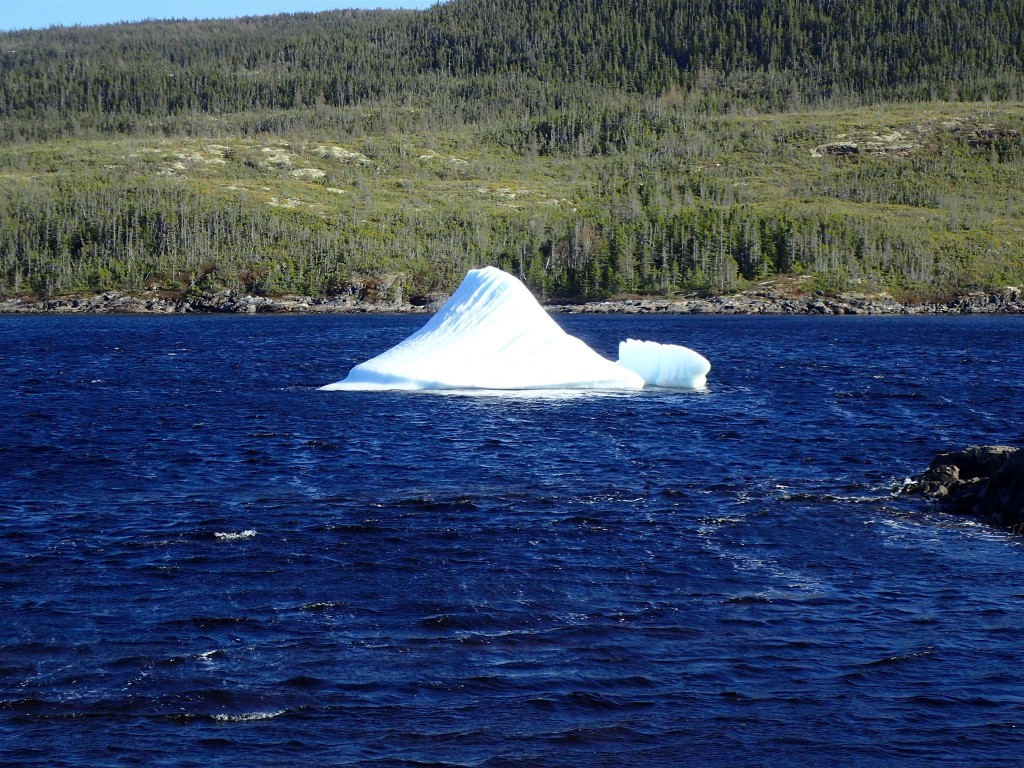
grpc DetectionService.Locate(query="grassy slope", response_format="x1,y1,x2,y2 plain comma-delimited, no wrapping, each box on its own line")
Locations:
1,100,1021,300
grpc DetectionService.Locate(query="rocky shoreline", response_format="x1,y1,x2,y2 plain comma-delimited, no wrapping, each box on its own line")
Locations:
549,286,1024,315
0,291,437,315
1,286,1022,316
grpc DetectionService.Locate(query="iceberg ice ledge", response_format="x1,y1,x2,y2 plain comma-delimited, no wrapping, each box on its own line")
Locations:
320,267,710,392
618,338,710,390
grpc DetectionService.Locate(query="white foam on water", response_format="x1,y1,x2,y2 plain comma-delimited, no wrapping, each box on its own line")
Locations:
212,710,286,722
214,529,257,541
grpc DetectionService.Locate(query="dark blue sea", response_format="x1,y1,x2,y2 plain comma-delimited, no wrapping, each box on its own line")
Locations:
2,313,1023,767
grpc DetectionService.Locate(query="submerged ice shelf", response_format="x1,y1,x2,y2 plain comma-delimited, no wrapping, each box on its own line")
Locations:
320,267,710,391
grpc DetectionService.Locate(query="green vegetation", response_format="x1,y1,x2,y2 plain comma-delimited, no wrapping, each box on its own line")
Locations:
1,1,1022,301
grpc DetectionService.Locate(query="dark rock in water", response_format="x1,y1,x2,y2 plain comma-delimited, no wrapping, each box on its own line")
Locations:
981,451,1024,530
904,445,1024,532
930,445,1018,480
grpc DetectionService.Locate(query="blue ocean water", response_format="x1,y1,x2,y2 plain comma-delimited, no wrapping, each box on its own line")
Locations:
1,313,1022,767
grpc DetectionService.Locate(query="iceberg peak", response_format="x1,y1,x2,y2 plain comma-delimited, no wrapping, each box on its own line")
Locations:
320,267,709,392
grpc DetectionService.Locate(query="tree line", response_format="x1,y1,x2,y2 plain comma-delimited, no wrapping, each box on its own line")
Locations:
1,0,1022,141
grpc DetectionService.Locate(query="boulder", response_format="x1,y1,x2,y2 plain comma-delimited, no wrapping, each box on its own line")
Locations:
904,445,1024,532
978,451,1024,530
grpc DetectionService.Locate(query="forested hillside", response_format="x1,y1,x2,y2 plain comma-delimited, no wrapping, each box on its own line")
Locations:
1,0,1022,301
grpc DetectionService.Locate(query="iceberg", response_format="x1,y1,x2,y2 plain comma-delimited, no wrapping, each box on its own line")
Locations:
320,267,709,391
618,339,710,390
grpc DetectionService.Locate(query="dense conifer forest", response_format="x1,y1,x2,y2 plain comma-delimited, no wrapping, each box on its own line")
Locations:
1,0,1022,301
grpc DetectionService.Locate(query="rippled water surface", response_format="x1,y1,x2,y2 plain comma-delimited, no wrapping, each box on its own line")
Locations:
2,313,1023,767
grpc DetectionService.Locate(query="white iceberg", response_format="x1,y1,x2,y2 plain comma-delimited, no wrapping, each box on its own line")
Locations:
618,339,710,390
320,266,709,391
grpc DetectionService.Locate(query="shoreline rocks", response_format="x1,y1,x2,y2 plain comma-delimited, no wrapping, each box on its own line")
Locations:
549,286,1024,315
0,290,438,315
1,286,1022,316
903,445,1024,532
